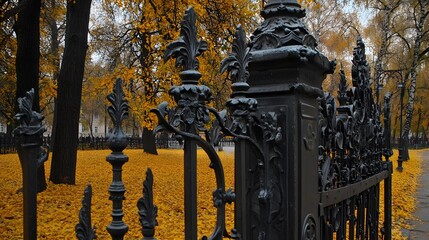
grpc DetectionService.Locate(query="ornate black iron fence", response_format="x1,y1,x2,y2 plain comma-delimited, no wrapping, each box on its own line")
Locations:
13,0,393,239
318,39,392,239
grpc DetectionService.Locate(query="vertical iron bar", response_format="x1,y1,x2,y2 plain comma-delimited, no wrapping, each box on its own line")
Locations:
184,138,198,240
384,162,393,240
365,190,370,239
349,197,356,240
374,185,380,240
366,189,371,239
13,89,45,240
340,201,346,239
17,139,39,240
234,140,248,238
357,194,364,239
106,153,129,240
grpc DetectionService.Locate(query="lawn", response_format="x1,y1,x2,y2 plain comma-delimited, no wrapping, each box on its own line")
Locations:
0,149,422,239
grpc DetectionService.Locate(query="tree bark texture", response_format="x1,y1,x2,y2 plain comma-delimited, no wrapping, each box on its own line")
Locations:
50,0,92,184
403,1,428,159
14,0,47,192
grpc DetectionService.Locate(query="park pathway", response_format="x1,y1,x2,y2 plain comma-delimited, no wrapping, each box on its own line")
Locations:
406,150,429,239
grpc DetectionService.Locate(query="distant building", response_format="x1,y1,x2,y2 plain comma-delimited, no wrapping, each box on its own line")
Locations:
79,113,109,137
0,122,6,134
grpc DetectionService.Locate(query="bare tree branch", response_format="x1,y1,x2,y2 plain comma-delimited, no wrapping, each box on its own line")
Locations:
0,0,30,23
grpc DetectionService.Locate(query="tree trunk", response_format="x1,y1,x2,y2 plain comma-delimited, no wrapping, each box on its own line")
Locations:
50,0,92,184
402,1,428,160
142,127,158,155
14,0,47,193
46,0,61,152
415,108,422,148
374,3,394,105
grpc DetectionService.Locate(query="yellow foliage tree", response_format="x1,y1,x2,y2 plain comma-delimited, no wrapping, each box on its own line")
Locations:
90,0,258,133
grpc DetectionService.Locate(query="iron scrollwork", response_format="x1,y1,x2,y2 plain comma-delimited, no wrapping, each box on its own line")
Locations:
152,8,288,238
221,25,287,238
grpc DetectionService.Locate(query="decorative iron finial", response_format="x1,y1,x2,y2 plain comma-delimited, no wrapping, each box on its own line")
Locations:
338,63,348,106
164,7,207,80
220,25,252,86
352,36,370,88
107,78,129,152
138,168,158,240
106,78,129,239
13,88,45,136
223,26,258,135
76,184,97,240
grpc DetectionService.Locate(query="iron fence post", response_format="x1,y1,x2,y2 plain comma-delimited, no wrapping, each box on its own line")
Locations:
162,8,210,239
13,89,46,240
16,135,40,239
243,0,334,238
106,79,129,239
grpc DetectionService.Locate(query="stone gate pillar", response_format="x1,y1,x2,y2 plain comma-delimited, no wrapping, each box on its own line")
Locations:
244,0,334,238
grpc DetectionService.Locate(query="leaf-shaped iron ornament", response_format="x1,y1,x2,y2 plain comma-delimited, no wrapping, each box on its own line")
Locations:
107,78,129,152
76,184,97,240
220,25,252,84
164,7,207,72
13,88,45,136
352,36,370,89
337,63,348,106
221,26,258,135
138,168,158,239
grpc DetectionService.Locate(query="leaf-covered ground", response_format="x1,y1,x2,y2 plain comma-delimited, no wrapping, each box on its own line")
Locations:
384,150,423,239
0,149,422,239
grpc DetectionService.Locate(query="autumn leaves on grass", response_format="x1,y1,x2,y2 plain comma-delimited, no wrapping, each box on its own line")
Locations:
0,149,423,239
0,149,235,239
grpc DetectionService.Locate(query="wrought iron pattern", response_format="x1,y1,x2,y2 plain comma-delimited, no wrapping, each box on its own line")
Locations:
318,37,392,239
153,7,236,240
76,184,96,240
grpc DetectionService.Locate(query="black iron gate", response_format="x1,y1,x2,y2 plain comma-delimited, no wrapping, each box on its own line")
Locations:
14,0,392,239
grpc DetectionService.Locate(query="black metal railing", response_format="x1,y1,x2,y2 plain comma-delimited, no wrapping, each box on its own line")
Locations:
318,38,392,239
